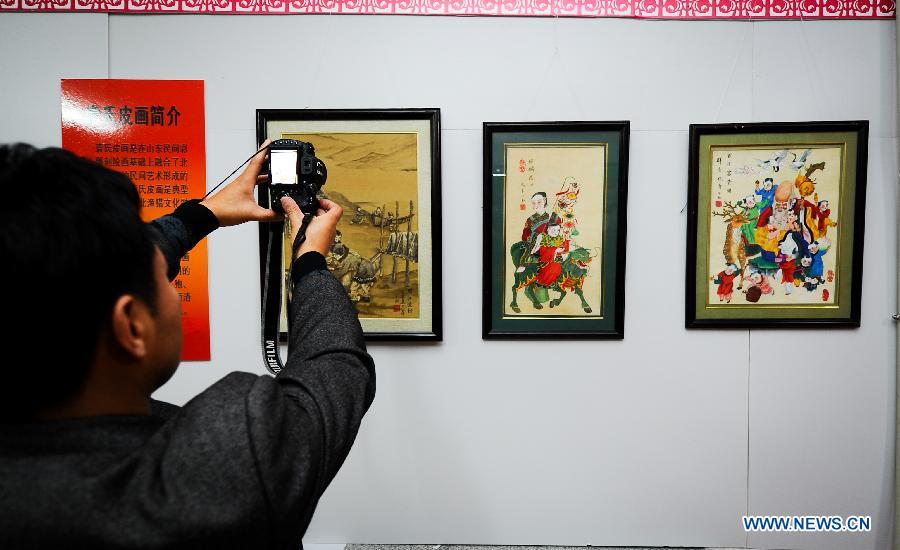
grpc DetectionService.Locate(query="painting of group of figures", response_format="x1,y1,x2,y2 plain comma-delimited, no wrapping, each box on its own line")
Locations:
707,147,840,305
282,133,421,317
259,109,441,341
688,121,868,328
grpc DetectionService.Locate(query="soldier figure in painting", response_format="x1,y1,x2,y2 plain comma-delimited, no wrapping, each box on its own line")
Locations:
330,230,350,263
349,263,377,303
350,207,366,225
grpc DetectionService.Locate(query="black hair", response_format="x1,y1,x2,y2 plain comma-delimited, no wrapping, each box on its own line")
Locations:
0,144,157,418
531,192,547,204
764,177,774,184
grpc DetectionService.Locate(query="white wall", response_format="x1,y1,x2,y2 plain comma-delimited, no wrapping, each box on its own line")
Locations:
0,13,895,550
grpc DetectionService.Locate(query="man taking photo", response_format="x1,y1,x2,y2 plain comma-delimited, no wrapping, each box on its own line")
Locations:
0,142,376,549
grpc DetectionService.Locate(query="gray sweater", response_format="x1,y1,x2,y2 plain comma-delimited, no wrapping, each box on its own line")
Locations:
0,204,376,549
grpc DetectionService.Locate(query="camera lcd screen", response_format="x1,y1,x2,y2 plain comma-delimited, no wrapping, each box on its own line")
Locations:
270,150,298,185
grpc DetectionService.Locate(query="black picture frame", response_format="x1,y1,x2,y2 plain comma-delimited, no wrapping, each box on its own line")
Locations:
686,120,868,329
257,108,442,341
482,121,630,339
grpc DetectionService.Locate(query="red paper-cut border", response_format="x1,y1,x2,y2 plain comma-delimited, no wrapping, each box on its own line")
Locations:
1,0,892,19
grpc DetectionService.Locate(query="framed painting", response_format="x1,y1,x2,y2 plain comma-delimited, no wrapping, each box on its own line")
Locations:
482,121,629,339
257,108,442,341
686,121,868,328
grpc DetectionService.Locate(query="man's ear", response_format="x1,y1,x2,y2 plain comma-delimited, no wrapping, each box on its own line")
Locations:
110,294,152,359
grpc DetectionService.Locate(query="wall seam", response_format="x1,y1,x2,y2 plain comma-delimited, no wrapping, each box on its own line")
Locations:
746,21,755,550
746,328,751,549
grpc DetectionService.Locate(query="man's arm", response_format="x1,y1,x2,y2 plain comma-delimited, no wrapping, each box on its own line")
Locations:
238,226,375,546
271,195,375,487
146,142,279,280
282,252,376,484
146,200,219,281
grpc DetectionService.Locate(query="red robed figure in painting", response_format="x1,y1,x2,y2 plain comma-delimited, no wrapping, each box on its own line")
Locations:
532,222,570,287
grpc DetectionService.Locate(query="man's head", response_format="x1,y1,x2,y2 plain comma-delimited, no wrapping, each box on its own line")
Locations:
0,144,178,419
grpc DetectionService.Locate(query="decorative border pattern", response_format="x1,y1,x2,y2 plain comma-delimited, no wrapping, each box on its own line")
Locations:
0,0,892,17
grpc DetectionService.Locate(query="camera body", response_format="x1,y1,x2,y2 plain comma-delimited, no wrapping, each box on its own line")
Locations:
266,139,327,215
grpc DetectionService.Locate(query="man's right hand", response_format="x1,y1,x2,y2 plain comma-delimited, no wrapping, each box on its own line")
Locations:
281,196,343,259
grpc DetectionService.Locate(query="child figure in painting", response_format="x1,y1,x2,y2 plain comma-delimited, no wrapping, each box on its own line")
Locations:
755,178,776,208
816,200,837,236
775,233,800,295
748,272,774,297
714,263,740,303
738,194,762,245
531,220,570,288
793,256,819,291
807,238,831,283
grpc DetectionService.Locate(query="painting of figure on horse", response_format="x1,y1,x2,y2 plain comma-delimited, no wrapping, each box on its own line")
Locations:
500,146,606,318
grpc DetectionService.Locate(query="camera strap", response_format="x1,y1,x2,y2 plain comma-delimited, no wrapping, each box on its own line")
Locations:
208,142,321,376
260,215,312,375
201,144,287,375
261,219,287,375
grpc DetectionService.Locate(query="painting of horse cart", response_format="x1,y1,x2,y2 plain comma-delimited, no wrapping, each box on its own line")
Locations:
686,121,868,328
483,121,629,339
258,109,442,341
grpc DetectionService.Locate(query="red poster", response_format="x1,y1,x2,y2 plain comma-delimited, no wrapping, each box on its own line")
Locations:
61,79,210,361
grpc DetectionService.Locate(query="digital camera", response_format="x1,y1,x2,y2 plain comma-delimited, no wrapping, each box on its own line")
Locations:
266,139,327,215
